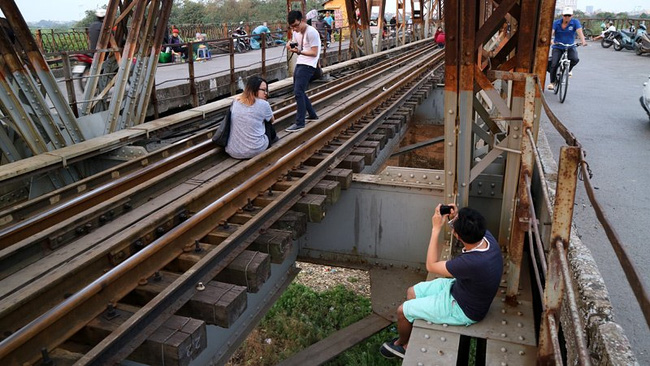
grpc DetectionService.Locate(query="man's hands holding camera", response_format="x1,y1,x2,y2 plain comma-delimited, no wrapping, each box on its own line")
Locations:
287,42,300,54
433,203,457,230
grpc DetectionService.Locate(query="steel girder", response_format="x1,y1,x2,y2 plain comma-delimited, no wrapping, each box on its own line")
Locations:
0,1,85,161
79,0,172,135
442,0,554,297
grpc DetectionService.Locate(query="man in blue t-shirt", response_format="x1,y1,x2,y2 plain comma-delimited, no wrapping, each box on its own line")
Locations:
547,7,588,91
380,204,503,359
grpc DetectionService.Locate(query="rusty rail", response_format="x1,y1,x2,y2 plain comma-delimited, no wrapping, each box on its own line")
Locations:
0,47,443,365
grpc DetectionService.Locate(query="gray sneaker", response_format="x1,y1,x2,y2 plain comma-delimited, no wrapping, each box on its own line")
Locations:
285,124,304,132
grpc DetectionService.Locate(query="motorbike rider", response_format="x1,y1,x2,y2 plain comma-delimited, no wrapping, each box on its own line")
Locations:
593,21,615,41
88,9,106,53
547,7,587,91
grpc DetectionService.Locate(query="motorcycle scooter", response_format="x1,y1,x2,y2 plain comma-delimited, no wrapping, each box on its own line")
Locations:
636,31,650,55
231,22,251,53
641,76,650,121
70,53,93,92
613,23,646,51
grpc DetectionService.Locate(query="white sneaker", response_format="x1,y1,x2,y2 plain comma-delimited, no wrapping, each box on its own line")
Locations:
547,84,555,91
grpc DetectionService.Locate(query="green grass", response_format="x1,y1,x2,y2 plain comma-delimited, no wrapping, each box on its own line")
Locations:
228,283,402,365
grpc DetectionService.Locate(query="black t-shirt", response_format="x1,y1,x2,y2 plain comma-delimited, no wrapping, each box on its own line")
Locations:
446,230,503,321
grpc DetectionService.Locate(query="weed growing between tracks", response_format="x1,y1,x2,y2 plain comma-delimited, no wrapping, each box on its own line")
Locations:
226,283,401,365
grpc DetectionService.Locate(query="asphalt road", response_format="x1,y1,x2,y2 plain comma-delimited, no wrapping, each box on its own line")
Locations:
540,41,650,363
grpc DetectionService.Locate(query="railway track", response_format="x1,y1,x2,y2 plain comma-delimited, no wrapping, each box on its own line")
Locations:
0,42,444,365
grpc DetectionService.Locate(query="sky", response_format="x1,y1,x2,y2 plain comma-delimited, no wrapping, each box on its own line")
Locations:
5,0,648,23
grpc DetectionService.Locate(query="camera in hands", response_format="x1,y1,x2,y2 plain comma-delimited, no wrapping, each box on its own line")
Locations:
439,205,452,216
290,42,298,49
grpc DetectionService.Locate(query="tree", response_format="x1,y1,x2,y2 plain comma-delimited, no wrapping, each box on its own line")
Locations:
75,10,99,28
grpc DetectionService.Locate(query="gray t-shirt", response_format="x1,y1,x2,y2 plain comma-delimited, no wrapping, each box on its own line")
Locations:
225,98,273,159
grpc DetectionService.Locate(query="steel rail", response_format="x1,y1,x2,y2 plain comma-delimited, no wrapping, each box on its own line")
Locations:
0,46,440,264
0,52,444,365
79,53,445,366
0,43,439,231
0,127,220,228
0,49,439,318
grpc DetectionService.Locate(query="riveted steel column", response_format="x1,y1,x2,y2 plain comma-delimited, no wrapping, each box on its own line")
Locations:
1,0,85,145
442,0,459,206
135,0,173,125
455,0,476,209
506,75,536,302
538,146,580,363
0,30,69,151
105,0,148,134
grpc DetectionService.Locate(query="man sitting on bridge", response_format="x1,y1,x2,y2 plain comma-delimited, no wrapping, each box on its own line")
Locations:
380,204,503,359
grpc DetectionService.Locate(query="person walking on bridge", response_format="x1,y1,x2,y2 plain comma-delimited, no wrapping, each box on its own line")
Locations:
285,10,321,133
547,7,587,91
380,204,503,359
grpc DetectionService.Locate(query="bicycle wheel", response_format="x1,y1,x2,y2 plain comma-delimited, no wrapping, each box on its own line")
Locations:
558,65,569,103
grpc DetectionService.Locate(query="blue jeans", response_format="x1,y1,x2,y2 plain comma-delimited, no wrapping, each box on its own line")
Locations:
293,64,317,127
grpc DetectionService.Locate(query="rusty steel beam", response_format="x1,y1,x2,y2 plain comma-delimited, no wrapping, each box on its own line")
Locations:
538,146,581,363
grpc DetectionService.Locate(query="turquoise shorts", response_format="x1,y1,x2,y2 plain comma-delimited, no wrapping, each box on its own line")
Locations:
402,278,476,326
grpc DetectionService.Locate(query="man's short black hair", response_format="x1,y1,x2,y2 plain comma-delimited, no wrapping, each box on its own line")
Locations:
288,10,303,24
452,207,487,244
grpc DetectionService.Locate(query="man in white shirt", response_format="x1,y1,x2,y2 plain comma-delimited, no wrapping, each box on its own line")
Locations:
285,10,321,132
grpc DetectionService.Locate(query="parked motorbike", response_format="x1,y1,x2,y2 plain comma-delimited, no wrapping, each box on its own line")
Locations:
613,24,646,51
600,30,617,48
636,31,650,55
640,76,650,121
231,23,251,53
70,53,93,92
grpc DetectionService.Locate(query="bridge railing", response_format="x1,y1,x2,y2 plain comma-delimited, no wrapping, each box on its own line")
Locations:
55,25,415,119
498,72,647,364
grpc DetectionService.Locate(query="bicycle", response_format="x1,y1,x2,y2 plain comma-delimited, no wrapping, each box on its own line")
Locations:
551,42,578,103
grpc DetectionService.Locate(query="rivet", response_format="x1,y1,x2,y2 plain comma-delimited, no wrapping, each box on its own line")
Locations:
196,282,206,291
423,175,427,179
461,183,466,187
440,337,446,342
519,336,525,341
514,126,519,131
501,333,507,337
410,174,414,178
501,363,507,366
424,334,430,339
421,347,427,353
501,320,507,325
501,347,507,352
397,173,402,177
448,109,454,114
438,350,444,355
517,322,523,328
519,350,526,355
418,363,424,366
501,309,506,314
517,311,523,316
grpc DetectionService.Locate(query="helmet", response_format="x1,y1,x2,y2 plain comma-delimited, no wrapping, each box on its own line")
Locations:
562,7,573,15
95,9,106,18
641,24,647,31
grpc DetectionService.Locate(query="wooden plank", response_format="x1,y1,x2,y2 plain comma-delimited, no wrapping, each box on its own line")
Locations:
75,304,206,366
277,313,392,366
273,179,341,205
214,250,270,293
248,229,293,263
366,133,387,149
305,154,365,173
271,210,308,239
125,270,247,328
289,167,353,190
255,193,327,223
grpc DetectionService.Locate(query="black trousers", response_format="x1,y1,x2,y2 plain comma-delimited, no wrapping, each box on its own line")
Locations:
549,47,579,83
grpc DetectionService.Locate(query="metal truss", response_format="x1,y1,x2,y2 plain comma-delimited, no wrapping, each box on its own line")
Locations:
80,0,172,135
442,0,554,300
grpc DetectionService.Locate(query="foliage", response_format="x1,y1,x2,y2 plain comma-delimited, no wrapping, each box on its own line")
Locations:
228,283,396,366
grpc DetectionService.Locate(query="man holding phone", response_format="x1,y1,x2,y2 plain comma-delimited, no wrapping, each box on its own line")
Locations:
380,204,503,359
285,10,321,132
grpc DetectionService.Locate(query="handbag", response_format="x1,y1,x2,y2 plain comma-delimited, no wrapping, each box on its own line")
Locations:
212,107,232,147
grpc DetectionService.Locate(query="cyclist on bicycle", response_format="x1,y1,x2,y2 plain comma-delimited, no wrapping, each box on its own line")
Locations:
547,7,587,91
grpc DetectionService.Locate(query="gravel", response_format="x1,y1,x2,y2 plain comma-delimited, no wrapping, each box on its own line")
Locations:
294,261,371,298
